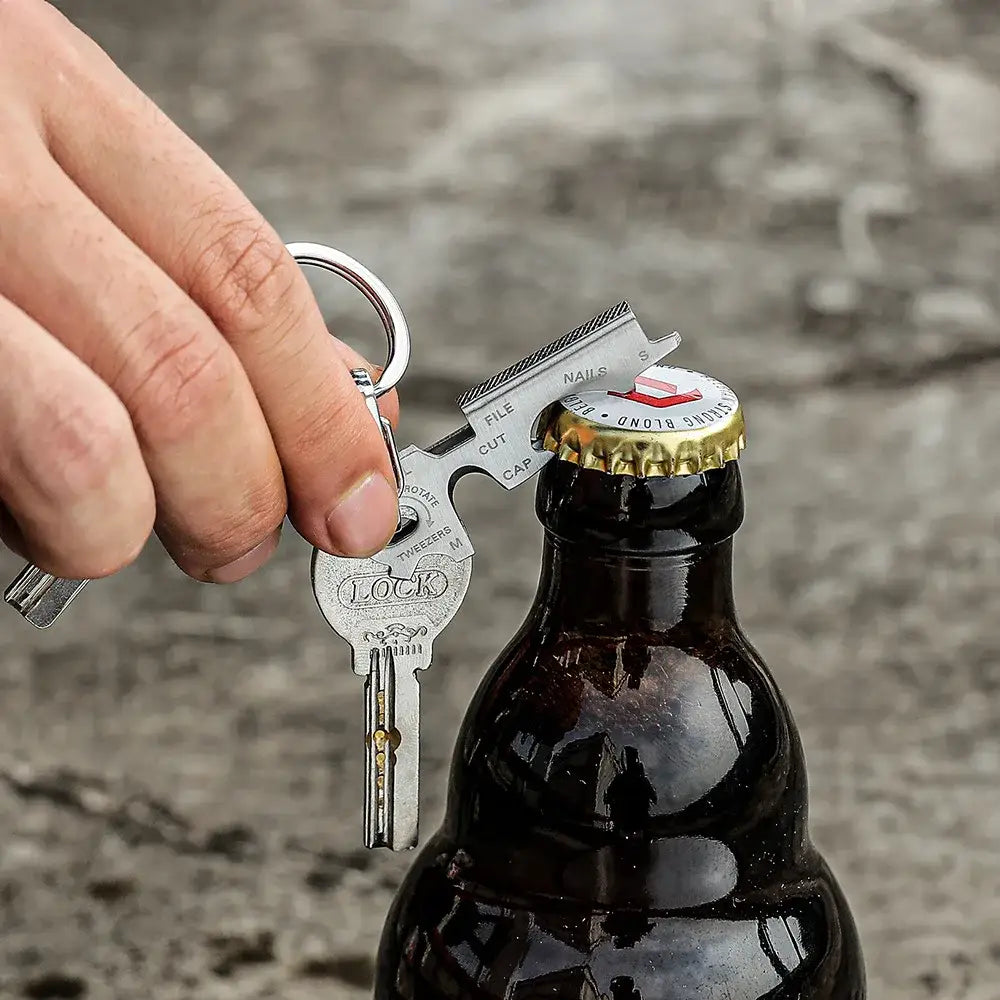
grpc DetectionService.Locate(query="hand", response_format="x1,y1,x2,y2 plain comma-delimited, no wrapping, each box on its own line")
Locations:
0,1,400,583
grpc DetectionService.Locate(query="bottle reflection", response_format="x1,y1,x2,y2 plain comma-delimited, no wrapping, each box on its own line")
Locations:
601,913,655,951
604,746,656,840
608,977,642,1000
511,967,603,1000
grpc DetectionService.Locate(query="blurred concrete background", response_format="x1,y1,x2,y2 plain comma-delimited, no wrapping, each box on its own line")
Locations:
1,0,999,997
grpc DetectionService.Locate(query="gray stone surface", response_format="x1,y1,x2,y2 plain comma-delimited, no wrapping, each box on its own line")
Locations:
1,1,998,997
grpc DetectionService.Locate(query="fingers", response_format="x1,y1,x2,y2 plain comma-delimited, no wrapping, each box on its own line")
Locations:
0,140,286,582
20,6,399,557
0,293,155,578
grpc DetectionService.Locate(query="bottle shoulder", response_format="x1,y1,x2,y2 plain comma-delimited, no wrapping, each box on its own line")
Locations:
468,617,788,749
454,617,802,843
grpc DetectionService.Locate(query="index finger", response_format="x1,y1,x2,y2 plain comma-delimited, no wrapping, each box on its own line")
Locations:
21,3,399,557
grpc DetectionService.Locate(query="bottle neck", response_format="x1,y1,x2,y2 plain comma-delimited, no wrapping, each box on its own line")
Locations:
532,458,744,634
536,536,736,632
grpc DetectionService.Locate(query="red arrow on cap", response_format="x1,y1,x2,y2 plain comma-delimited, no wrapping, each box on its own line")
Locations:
609,374,704,409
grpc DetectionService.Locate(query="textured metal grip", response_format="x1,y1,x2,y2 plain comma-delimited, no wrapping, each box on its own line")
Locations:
456,301,632,408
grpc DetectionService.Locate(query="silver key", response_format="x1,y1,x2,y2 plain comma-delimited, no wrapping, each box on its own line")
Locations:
312,549,472,850
4,567,89,629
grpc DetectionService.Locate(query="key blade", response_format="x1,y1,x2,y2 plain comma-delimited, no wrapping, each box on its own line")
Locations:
387,649,422,851
365,647,394,849
4,566,89,629
365,646,422,851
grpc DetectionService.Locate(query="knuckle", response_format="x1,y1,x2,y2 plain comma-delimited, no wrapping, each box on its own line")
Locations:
1,0,84,72
0,0,43,41
186,207,300,335
8,377,153,580
240,484,287,538
186,487,286,569
30,388,134,500
122,308,234,441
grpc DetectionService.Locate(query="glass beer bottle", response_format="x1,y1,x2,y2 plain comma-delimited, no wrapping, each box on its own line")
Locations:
376,365,866,999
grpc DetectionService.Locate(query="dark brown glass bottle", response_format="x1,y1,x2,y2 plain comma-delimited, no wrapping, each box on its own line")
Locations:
376,366,866,999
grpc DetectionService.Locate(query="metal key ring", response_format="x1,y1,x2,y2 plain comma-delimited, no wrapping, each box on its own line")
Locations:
286,242,410,397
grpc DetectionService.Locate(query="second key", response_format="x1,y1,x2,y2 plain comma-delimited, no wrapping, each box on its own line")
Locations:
311,549,473,850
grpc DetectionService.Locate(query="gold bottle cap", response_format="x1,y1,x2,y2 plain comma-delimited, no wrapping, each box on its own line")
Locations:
541,364,745,478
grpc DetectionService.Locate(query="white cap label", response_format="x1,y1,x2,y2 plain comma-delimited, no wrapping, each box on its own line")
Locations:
561,364,739,433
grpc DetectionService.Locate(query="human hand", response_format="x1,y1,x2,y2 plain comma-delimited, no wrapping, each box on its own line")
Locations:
0,0,399,583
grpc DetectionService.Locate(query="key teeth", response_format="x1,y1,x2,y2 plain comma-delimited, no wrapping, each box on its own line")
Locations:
363,644,423,851
365,647,392,849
